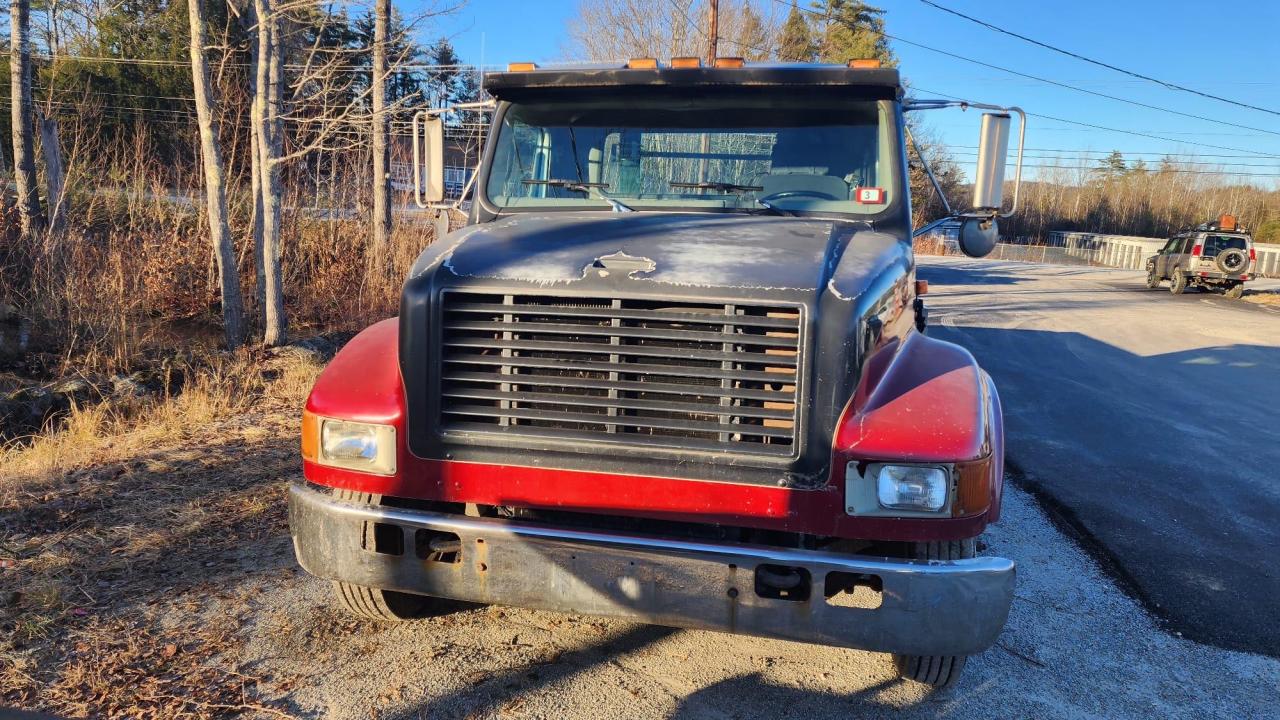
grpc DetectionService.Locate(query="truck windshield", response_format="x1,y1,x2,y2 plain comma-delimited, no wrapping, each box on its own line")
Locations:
484,96,894,215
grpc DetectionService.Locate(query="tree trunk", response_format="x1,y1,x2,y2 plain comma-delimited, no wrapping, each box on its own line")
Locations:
187,0,245,349
39,116,66,238
247,0,265,323
370,0,391,276
254,0,286,346
9,0,44,238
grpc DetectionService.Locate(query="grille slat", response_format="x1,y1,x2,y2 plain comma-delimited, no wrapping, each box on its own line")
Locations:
444,404,795,438
443,353,791,384
442,371,792,403
436,292,803,457
446,302,797,329
444,337,799,367
443,320,798,348
442,387,795,420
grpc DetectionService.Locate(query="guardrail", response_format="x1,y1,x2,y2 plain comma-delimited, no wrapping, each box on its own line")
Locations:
1046,231,1280,278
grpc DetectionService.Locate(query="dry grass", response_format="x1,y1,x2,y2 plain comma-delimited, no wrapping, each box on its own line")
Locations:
0,353,323,718
1243,289,1280,306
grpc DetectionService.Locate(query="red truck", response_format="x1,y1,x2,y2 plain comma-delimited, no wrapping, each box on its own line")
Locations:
291,58,1024,689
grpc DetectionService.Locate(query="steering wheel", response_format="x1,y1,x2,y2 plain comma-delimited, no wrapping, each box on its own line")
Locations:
757,189,842,203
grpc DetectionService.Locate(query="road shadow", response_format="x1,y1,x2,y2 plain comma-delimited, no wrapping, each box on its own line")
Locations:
918,264,1025,287
929,322,1280,657
396,624,678,719
395,624,944,720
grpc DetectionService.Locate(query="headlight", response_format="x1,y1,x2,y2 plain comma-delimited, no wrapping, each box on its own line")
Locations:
875,464,949,512
302,411,396,475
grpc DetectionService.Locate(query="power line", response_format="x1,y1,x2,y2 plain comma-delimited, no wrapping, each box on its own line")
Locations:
24,52,487,73
916,0,1280,117
940,149,1280,168
880,31,1280,138
942,145,1279,160
909,86,1280,159
768,0,1280,151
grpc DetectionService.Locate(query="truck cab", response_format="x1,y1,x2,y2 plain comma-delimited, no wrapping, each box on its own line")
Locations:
291,59,1017,690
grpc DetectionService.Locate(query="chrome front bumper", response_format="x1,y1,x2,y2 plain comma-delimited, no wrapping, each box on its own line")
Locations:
288,483,1015,656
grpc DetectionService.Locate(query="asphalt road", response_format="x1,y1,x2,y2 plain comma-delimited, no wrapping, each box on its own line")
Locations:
919,256,1280,657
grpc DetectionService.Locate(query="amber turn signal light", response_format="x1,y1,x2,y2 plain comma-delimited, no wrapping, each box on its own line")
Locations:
954,456,993,517
301,408,320,462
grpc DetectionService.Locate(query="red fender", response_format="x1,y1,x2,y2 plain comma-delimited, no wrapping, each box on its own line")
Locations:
833,331,1004,522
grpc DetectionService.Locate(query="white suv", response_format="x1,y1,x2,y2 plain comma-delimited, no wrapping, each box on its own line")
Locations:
1146,219,1254,299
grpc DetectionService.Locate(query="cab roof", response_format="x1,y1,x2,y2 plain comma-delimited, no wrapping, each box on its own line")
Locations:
483,62,902,101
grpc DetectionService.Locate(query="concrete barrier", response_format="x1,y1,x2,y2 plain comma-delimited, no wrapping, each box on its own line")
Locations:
1046,231,1280,277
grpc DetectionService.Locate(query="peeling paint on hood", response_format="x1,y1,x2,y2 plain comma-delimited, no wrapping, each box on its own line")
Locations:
411,212,859,292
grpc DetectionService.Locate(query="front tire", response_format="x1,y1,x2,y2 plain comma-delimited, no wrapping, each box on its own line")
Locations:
892,538,976,689
1170,270,1188,295
1145,265,1162,289
329,488,447,621
333,580,435,621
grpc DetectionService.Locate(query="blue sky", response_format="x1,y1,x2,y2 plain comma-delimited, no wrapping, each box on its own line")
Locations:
421,0,1280,187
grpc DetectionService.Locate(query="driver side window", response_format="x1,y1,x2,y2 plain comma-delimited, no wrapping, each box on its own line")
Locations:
1163,236,1183,254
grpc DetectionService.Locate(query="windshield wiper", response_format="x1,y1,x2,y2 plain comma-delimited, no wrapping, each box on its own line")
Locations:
523,179,634,212
669,181,763,193
754,199,795,217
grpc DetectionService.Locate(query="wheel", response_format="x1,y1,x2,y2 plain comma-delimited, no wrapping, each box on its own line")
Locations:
892,538,976,689
1170,271,1187,295
1216,248,1248,274
333,580,435,621
329,488,437,621
1225,283,1244,299
1145,265,1162,289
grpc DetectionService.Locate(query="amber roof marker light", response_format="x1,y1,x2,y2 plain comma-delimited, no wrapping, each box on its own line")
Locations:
507,62,538,72
848,59,882,69
670,57,702,69
713,57,745,68
627,57,660,69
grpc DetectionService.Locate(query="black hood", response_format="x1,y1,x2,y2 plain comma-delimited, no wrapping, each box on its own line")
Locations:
409,212,904,300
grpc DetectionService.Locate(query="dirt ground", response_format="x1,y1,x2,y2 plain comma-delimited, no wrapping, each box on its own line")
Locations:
3,356,1278,719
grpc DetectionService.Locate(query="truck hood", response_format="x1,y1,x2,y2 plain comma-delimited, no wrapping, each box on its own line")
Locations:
412,212,903,297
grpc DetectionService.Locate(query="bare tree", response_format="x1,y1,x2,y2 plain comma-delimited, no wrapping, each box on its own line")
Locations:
370,0,391,271
9,0,45,238
188,0,246,349
566,0,778,61
245,1,266,322
254,0,287,346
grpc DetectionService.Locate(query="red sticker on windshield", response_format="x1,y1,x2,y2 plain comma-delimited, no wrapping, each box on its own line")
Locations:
856,187,886,204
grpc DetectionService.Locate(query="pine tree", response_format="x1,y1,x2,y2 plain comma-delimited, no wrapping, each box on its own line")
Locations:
814,0,895,66
776,6,816,62
1096,150,1127,179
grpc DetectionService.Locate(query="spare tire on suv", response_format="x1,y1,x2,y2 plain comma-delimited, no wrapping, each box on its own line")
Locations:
1217,248,1248,274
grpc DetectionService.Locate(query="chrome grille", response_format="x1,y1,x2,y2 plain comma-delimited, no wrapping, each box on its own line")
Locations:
436,291,802,456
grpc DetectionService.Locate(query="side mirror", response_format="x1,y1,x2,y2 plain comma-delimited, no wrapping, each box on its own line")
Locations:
959,217,998,258
973,112,1011,213
412,112,445,206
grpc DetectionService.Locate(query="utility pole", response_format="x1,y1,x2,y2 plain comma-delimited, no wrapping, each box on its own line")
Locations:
706,0,719,63
9,0,44,238
699,0,719,183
